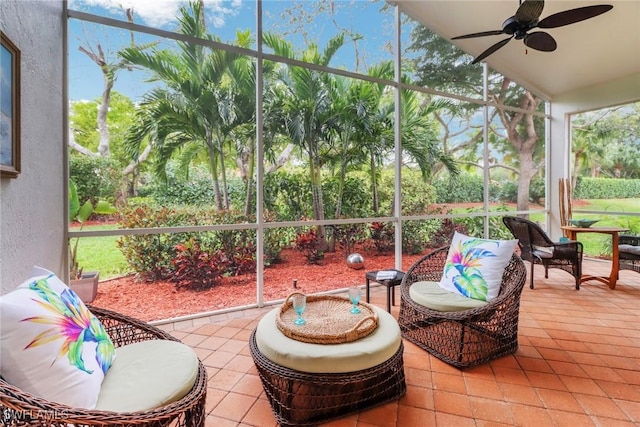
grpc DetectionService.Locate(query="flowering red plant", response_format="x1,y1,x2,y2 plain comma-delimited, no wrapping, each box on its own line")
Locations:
369,222,394,254
293,228,324,264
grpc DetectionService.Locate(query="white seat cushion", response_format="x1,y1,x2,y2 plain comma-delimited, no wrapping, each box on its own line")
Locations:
255,305,401,373
95,340,198,412
410,280,488,312
533,247,554,259
620,244,640,256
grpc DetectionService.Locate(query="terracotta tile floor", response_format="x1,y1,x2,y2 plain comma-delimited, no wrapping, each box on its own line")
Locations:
161,259,640,426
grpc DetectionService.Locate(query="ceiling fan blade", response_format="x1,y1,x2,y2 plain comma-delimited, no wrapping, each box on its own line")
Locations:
524,32,557,52
472,37,513,64
515,0,545,24
538,5,613,29
452,30,504,40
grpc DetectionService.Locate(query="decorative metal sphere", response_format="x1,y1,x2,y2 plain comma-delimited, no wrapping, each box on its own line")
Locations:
346,253,365,270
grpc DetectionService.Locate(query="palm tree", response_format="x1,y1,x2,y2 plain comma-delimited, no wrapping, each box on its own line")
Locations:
326,62,394,217
120,1,239,210
263,32,347,227
400,89,458,178
341,62,459,215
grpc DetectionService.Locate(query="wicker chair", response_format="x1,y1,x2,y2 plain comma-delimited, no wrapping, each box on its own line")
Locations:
503,215,583,289
398,246,527,369
619,234,640,275
0,305,207,427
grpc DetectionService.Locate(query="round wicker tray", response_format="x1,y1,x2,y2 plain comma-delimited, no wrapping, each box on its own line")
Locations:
276,292,379,344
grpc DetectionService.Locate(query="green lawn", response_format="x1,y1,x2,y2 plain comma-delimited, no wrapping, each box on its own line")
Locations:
565,200,639,257
578,198,640,215
534,198,640,257
73,224,128,280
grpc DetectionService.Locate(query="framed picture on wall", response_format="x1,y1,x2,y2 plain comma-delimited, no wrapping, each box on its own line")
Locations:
1,31,21,179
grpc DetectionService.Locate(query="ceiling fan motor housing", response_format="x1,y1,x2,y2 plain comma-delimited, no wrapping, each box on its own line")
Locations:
502,16,536,39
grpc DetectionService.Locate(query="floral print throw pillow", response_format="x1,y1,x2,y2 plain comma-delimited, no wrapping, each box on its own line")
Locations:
438,232,518,302
0,267,115,408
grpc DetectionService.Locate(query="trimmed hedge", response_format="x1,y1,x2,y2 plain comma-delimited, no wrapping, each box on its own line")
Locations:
574,177,640,199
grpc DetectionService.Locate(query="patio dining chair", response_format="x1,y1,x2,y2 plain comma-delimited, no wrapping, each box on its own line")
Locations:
503,216,583,290
619,234,640,275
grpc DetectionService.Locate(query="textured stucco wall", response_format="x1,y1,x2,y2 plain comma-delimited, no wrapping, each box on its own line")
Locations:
0,0,66,294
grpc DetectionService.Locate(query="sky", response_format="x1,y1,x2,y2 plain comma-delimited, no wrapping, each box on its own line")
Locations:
66,0,397,102
69,0,245,28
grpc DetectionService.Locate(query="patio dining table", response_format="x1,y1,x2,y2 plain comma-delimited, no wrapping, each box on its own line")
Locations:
561,225,629,289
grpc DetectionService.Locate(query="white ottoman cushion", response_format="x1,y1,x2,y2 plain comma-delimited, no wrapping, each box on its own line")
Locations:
256,305,401,373
95,340,198,412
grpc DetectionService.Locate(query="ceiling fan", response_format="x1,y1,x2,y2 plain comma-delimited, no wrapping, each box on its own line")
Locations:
451,0,613,64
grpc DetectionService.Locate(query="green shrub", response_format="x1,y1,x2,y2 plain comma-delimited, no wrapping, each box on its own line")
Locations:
322,175,372,219
125,196,157,207
454,205,513,240
264,170,313,221
398,170,437,215
529,177,546,204
434,173,545,205
620,216,640,234
489,181,517,203
433,173,483,204
402,220,430,254
369,222,395,254
211,212,257,274
140,164,215,206
117,206,186,281
263,211,291,265
117,205,258,280
427,218,469,248
328,223,367,256
69,155,120,204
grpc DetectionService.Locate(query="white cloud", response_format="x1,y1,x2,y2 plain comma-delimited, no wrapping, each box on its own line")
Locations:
69,0,241,28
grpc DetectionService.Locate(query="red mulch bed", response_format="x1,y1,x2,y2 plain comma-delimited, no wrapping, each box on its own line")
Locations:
92,248,427,322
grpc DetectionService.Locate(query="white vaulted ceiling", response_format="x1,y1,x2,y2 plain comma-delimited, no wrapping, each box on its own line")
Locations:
394,0,640,102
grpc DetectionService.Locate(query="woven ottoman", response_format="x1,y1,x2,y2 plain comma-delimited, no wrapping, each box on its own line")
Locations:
249,303,406,427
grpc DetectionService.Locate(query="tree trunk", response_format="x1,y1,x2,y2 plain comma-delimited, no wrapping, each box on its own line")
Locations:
308,144,328,252
493,87,541,212
334,142,348,218
206,138,224,210
370,149,379,214
571,149,582,193
97,78,113,157
218,141,230,210
266,144,294,173
69,123,98,156
78,43,114,158
120,143,153,204
242,144,255,216
517,149,535,211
